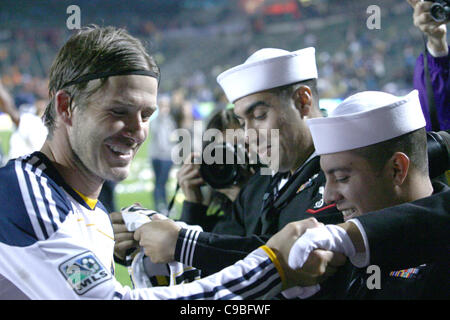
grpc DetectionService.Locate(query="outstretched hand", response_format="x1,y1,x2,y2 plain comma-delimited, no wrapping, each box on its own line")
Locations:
266,218,346,289
407,0,448,55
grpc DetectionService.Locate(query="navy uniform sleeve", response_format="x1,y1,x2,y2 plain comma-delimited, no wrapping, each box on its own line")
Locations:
355,183,450,269
179,200,220,232
174,228,267,276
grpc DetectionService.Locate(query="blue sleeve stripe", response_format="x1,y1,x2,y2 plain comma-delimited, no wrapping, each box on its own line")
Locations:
175,257,276,300
28,157,72,236
47,180,71,223
240,274,280,300
219,259,279,300
221,267,279,300
29,159,59,232
27,159,72,238
22,160,50,239
35,167,59,232
14,156,69,241
32,160,69,228
14,159,46,241
30,155,72,224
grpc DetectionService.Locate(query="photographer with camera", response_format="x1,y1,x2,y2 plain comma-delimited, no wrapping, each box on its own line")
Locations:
177,108,259,233
409,0,449,131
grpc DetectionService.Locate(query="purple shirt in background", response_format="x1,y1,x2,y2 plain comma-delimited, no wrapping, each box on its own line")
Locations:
413,46,450,131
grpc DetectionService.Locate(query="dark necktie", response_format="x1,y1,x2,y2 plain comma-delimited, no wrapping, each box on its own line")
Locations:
260,171,290,235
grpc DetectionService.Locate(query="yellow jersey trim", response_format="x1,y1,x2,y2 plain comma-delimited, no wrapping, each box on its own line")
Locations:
73,188,98,210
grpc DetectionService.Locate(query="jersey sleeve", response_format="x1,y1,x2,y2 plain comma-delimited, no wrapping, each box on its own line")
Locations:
120,247,282,300
1,235,281,300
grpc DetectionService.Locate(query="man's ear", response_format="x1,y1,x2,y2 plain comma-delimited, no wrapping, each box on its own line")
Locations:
292,86,312,119
55,90,72,126
388,152,410,186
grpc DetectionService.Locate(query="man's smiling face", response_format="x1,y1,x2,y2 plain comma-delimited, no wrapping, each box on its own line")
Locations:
68,74,157,182
233,90,312,173
320,150,396,220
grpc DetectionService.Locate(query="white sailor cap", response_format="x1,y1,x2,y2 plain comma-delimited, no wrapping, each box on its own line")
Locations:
307,90,426,155
217,47,318,103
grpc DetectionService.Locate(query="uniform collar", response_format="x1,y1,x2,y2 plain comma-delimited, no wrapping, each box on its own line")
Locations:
32,151,100,211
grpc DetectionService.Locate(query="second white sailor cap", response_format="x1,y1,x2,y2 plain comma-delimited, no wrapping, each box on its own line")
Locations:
217,47,318,103
307,90,426,155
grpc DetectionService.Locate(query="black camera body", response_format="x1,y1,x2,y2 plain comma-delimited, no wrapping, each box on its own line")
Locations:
427,0,450,22
427,130,450,179
200,142,259,189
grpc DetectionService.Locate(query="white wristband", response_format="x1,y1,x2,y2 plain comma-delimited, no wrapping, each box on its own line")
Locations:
288,225,356,270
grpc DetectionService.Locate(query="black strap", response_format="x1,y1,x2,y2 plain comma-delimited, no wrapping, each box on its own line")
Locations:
423,35,440,131
260,171,290,214
61,69,160,89
167,183,180,214
259,155,319,235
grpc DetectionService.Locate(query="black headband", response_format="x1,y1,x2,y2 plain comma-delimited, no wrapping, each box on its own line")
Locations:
61,69,160,89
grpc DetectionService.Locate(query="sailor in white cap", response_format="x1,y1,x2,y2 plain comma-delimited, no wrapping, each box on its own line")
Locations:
217,47,321,175
169,47,342,277
309,89,432,220
216,47,342,231
282,89,449,299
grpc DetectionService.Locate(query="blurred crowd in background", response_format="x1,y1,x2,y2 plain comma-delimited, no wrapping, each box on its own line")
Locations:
0,0,432,126
0,0,441,211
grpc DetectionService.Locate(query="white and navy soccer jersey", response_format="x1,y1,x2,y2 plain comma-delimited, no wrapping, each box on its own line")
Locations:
0,152,283,300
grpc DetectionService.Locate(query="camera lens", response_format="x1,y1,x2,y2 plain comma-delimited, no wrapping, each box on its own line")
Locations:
430,3,450,22
200,143,240,189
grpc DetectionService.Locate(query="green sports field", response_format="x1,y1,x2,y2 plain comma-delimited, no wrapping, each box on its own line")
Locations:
0,126,184,288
